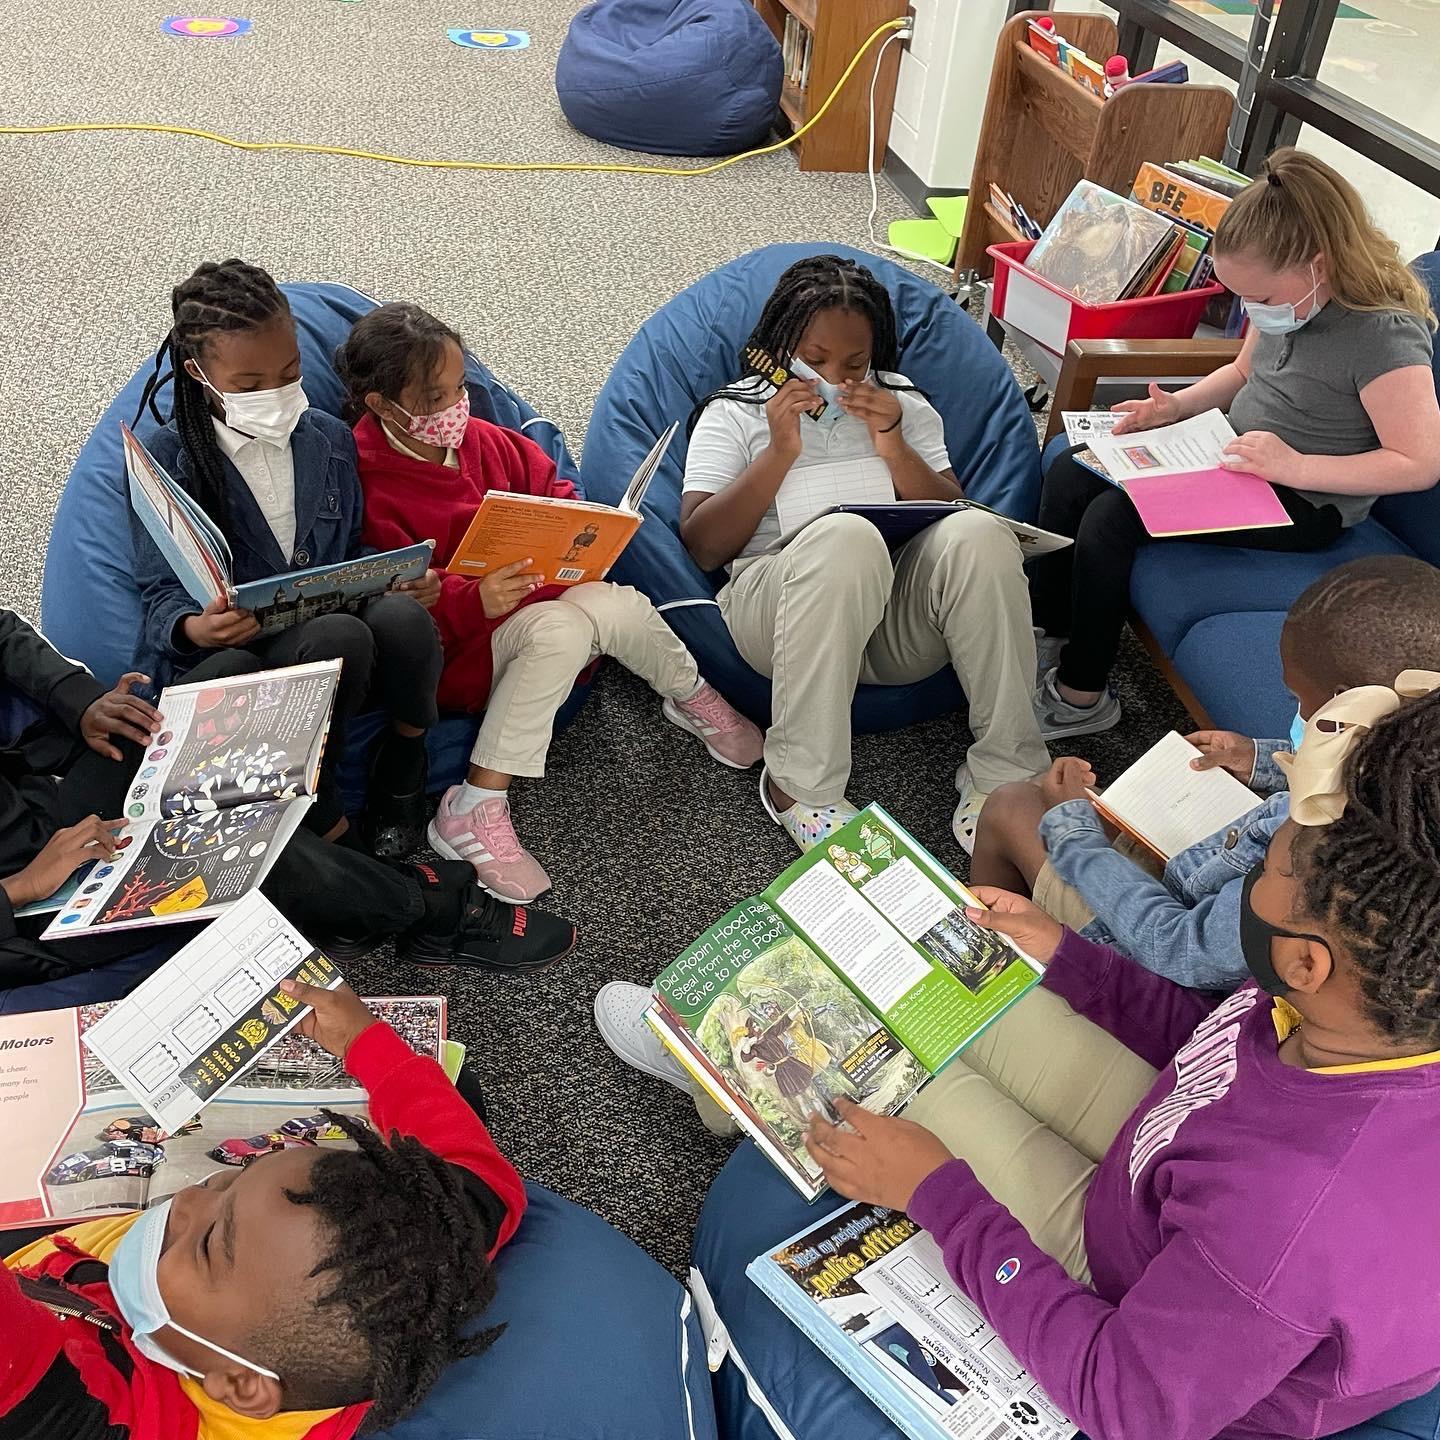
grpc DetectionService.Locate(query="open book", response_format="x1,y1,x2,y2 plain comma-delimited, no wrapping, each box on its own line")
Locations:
123,424,433,634
0,937,451,1230
1088,730,1262,863
42,662,338,937
448,423,677,587
767,498,1072,558
1083,409,1292,537
750,1200,1076,1440
645,805,1041,1199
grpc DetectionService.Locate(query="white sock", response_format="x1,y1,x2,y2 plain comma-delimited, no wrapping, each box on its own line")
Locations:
453,783,509,814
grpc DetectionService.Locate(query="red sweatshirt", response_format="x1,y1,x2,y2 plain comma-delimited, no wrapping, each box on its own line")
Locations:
0,1021,524,1440
355,413,577,709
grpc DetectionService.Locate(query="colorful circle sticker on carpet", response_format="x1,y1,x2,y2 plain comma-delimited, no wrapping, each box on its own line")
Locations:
447,28,530,48
162,15,253,37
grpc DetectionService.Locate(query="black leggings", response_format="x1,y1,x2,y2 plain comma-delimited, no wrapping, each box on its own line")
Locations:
1028,446,1344,692
180,595,442,832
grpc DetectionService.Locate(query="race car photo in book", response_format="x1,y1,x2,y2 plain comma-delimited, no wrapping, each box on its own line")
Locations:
42,661,339,937
123,422,433,636
645,805,1042,1198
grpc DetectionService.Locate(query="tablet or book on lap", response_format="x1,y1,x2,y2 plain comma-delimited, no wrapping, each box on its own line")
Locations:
1087,730,1262,863
750,1200,1076,1440
448,423,677,586
43,661,339,938
0,967,448,1231
767,498,1072,557
1080,409,1292,537
643,805,1042,1199
123,425,433,634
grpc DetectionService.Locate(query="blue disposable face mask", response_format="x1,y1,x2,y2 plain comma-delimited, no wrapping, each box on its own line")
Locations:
1289,708,1306,753
108,1198,280,1380
1242,264,1321,335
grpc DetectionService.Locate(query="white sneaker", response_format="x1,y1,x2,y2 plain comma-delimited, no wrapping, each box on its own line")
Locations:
593,982,739,1137
951,765,990,856
1033,667,1122,741
759,767,859,853
1034,627,1065,688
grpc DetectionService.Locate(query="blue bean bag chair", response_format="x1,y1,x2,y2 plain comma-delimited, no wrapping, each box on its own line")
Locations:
582,243,1044,732
557,0,782,157
38,281,590,812
377,1182,717,1440
692,1142,1440,1440
1124,250,1440,736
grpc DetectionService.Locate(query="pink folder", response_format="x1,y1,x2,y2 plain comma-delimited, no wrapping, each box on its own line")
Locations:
1121,467,1293,538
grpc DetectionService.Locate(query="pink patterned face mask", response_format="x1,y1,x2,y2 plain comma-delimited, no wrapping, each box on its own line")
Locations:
395,389,470,449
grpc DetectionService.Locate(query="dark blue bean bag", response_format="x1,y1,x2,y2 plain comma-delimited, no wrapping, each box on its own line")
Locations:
376,1181,717,1440
582,243,1044,732
1122,250,1440,736
692,1141,1440,1440
38,281,590,812
556,0,782,157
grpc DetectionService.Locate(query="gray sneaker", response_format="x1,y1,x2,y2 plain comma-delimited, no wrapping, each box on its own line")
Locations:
1033,667,1122,740
1034,628,1065,687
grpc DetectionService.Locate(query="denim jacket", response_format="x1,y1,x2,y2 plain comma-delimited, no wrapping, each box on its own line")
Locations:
1039,739,1292,990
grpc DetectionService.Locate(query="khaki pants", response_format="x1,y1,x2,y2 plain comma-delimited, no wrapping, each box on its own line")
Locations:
472,583,699,777
903,985,1158,1282
720,511,1049,805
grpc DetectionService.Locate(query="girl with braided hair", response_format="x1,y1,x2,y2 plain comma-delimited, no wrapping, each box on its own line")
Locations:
804,684,1440,1440
130,260,446,855
680,254,1048,855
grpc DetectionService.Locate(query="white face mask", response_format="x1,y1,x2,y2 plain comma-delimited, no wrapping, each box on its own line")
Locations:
789,358,875,427
194,363,309,446
1242,263,1321,336
108,1198,280,1381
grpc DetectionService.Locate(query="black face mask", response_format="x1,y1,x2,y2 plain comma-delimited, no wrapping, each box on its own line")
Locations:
1239,860,1331,996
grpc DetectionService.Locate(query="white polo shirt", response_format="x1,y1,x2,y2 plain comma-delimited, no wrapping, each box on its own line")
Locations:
682,371,951,564
212,417,297,561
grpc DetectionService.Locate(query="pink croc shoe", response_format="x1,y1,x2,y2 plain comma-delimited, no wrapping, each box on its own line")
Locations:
662,682,764,769
427,789,552,904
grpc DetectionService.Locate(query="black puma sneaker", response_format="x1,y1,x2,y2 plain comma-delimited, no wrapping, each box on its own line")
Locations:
401,886,579,973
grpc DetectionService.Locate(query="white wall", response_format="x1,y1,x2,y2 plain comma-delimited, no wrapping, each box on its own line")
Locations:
888,0,1012,191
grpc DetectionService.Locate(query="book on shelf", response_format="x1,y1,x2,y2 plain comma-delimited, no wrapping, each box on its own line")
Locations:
0,916,451,1231
767,499,1071,558
123,424,432,638
1081,408,1292,537
39,662,339,938
448,423,675,588
643,804,1044,1199
1024,180,1180,306
749,1200,1077,1439
1087,730,1262,863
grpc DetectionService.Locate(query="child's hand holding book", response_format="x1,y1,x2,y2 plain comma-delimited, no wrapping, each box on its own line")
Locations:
478,557,545,620
1110,383,1184,436
1186,729,1258,780
280,977,377,1061
966,886,1065,964
183,595,261,649
805,1099,954,1211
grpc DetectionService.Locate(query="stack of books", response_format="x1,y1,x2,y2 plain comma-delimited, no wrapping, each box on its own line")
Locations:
782,15,813,93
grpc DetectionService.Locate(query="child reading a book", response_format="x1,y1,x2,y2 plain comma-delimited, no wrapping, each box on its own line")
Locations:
807,688,1440,1439
1030,147,1440,740
0,607,579,982
336,303,762,904
681,254,1048,853
974,555,1440,989
130,260,446,857
0,979,524,1439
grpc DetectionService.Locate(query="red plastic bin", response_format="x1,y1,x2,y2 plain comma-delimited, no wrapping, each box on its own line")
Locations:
987,240,1223,354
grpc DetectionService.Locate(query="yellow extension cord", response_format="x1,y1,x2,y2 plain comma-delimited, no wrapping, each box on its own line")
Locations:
0,18,909,176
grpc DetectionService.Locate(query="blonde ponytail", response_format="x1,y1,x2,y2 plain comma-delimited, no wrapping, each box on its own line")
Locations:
1214,147,1435,327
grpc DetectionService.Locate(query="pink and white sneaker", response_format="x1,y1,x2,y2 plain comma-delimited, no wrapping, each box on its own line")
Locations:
427,789,552,904
662,682,764,769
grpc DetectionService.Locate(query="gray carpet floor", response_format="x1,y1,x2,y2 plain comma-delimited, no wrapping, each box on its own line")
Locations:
1,0,1193,1275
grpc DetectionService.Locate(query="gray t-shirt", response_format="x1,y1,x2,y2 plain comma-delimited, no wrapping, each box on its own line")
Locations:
1226,302,1434,526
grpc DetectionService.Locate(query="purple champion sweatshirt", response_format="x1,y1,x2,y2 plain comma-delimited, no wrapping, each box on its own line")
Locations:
908,930,1440,1440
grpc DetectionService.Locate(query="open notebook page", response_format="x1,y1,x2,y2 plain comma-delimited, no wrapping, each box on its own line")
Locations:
773,457,896,538
1095,731,1261,861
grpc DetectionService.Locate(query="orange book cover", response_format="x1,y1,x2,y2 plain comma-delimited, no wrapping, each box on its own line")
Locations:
449,494,641,586
1130,161,1232,235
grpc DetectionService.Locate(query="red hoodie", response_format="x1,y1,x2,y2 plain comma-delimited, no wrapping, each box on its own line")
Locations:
0,1022,525,1440
355,413,577,709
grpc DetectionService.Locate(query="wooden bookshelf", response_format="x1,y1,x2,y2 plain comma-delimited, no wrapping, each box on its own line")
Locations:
955,12,1234,276
754,0,909,171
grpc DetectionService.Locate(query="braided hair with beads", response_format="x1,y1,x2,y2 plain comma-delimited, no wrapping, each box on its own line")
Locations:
251,1112,505,1431
687,254,920,435
1299,687,1440,1047
133,258,293,543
